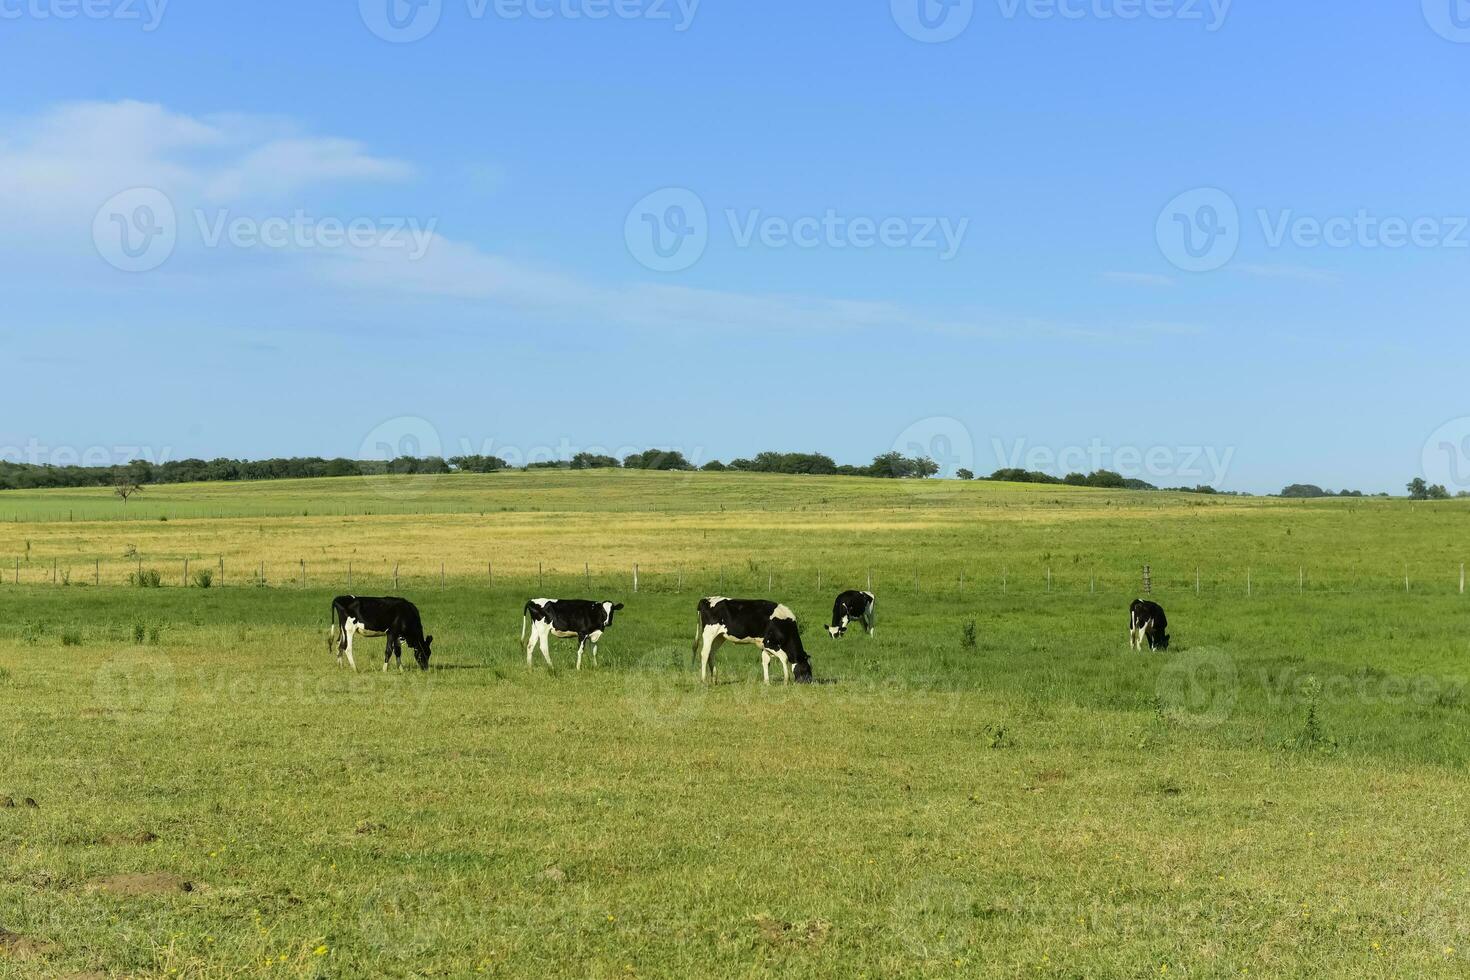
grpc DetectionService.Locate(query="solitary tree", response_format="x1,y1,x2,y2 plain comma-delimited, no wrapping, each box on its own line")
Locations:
956,468,975,481
1407,477,1430,500
114,478,143,504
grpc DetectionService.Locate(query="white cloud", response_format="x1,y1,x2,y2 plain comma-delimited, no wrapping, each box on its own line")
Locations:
0,100,412,222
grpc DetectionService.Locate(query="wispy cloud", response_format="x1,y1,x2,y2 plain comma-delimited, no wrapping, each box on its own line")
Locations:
1102,271,1176,287
1234,263,1341,285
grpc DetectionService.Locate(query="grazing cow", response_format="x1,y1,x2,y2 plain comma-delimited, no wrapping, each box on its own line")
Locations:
327,596,434,672
692,597,813,685
522,598,625,670
1129,599,1170,652
825,590,876,639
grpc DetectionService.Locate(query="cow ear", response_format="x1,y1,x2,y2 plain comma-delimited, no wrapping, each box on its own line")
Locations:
613,603,625,611
425,635,433,645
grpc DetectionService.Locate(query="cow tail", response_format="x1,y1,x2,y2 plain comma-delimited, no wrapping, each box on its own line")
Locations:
521,601,534,642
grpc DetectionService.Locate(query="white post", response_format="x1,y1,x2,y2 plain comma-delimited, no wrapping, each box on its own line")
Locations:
1461,563,1465,595
633,564,639,594
1196,568,1201,595
1247,568,1252,596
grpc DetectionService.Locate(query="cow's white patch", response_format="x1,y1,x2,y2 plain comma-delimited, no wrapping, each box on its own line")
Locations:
772,604,796,622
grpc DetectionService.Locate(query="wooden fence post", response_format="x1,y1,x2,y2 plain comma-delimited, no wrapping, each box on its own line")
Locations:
183,558,188,587
1142,564,1152,595
539,562,544,591
866,568,872,591
1196,568,1200,595
219,556,224,588
393,562,399,590
488,563,493,589
1247,568,1252,596
633,564,639,594
585,562,590,590
1047,567,1052,592
95,560,100,587
348,561,353,589
1461,563,1465,595
441,562,445,588
1002,566,1008,594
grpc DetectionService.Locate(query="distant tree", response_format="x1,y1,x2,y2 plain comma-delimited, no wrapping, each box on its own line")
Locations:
1281,484,1330,499
113,478,143,504
570,453,621,470
1429,483,1451,500
701,460,728,472
1063,472,1089,486
449,455,509,473
623,450,694,471
1407,477,1430,501
956,468,975,481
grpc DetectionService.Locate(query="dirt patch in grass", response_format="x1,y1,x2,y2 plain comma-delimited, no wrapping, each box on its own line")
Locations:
0,927,58,959
87,872,194,896
752,915,831,948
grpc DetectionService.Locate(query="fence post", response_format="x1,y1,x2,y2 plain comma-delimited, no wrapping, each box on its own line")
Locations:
539,562,544,591
441,562,445,588
1047,567,1052,592
219,556,224,588
1405,564,1410,593
585,562,590,591
488,562,493,589
96,560,100,587
1143,564,1152,595
183,558,188,587
1002,566,1007,594
633,564,639,594
348,561,353,588
1196,568,1200,595
1247,568,1252,596
1461,563,1465,595
866,568,872,591
394,562,399,590
300,560,306,588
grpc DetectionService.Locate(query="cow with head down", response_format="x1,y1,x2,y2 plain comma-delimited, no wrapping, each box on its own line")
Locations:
692,597,813,685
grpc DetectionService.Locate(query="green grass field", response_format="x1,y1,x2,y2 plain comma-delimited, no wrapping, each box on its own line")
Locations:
2,473,1469,978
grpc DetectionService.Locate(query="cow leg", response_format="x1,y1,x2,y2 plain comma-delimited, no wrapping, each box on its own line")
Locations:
700,632,723,683
778,652,792,685
384,636,393,673
344,629,358,672
576,637,586,671
590,631,602,667
762,649,773,685
539,627,554,669
526,628,537,667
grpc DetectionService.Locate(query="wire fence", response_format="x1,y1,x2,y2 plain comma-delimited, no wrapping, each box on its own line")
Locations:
3,556,1467,599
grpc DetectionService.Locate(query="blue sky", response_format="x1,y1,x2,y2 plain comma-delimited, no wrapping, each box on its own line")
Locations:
1,1,1466,493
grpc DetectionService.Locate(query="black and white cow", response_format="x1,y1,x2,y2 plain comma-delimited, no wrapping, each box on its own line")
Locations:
825,590,876,639
328,596,434,671
1129,599,1170,652
692,597,813,685
522,598,624,670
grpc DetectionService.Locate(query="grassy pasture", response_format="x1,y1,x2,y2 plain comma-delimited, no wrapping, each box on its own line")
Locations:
2,473,1470,978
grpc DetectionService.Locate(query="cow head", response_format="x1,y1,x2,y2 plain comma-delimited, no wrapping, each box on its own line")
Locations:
604,602,625,626
825,621,847,639
792,651,814,683
1155,631,1171,652
414,635,433,670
